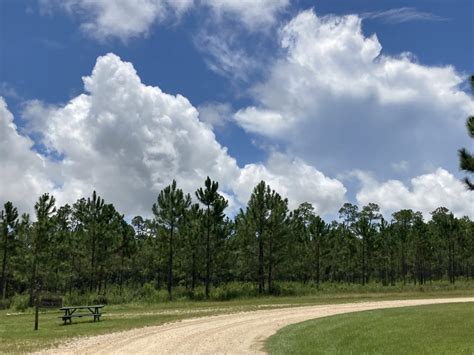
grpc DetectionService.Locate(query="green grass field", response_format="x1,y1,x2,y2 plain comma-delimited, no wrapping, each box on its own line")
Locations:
1,288,473,353
266,302,474,354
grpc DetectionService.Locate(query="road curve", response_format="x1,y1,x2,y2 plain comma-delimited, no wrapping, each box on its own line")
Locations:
40,297,474,354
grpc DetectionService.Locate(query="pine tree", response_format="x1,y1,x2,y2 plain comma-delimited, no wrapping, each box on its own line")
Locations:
308,215,329,288
118,217,135,295
181,204,203,291
32,193,56,330
153,180,191,300
290,202,316,283
338,203,359,283
247,181,268,294
392,209,416,284
50,204,73,294
265,190,288,294
355,203,381,285
431,207,457,284
1,202,18,300
74,192,105,292
196,177,227,299
459,75,474,190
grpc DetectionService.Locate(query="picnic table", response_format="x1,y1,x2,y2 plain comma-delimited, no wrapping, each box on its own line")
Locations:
59,305,104,324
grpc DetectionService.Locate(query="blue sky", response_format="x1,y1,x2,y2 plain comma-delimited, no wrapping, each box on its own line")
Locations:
0,0,473,219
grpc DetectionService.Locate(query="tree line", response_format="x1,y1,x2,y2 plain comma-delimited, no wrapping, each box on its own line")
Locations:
0,177,473,304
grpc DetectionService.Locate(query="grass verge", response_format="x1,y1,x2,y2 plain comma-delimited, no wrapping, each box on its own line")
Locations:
266,302,474,354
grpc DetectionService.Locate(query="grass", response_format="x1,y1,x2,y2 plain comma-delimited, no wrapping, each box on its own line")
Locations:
1,284,473,353
266,302,474,354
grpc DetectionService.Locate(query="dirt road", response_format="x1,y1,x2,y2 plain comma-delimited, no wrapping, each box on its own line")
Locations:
41,297,474,354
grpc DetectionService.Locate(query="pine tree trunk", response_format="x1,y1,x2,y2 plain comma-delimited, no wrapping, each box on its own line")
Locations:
316,239,320,289
34,285,39,331
168,223,174,300
205,206,211,299
451,241,456,284
119,249,124,295
389,249,395,286
402,243,406,285
258,230,264,294
191,251,196,291
90,229,96,292
1,229,8,300
29,240,39,307
362,237,365,285
267,232,273,294
349,246,353,283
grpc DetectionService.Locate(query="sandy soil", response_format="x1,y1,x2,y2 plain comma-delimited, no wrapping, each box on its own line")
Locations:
39,297,474,354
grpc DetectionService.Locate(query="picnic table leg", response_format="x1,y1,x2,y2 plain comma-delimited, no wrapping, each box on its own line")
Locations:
88,307,97,322
67,309,74,324
63,309,68,325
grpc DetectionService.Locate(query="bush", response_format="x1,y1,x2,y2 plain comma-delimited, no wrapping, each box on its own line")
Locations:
210,282,258,300
141,282,157,300
90,293,108,305
27,279,474,307
188,287,205,301
10,293,30,311
63,291,89,306
0,298,10,310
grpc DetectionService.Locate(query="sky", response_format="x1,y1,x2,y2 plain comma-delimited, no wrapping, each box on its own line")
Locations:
0,0,473,220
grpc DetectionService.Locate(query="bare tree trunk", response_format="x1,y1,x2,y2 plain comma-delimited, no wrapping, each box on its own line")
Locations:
29,247,38,307
316,239,321,289
1,229,8,300
191,251,196,291
402,243,407,285
168,224,174,300
258,232,264,294
119,249,124,295
267,232,273,294
34,283,40,331
361,237,365,285
90,229,96,292
205,206,211,299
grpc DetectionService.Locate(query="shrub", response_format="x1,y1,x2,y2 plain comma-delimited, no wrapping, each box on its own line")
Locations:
0,298,10,310
210,282,258,300
90,293,108,305
10,293,30,311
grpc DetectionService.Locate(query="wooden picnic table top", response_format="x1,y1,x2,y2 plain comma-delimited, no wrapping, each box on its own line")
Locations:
60,305,104,310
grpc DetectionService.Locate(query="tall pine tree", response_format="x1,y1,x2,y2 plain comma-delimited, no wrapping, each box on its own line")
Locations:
459,75,474,189
196,177,227,299
1,201,18,300
153,180,191,300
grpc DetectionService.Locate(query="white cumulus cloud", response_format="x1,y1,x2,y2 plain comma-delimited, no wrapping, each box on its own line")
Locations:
197,102,233,128
202,0,289,30
355,168,474,219
235,153,347,213
1,53,346,218
40,0,289,41
0,98,56,214
40,0,194,41
21,53,240,216
233,9,474,179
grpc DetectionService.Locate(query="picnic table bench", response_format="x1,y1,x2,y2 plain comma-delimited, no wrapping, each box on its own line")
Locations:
59,305,104,324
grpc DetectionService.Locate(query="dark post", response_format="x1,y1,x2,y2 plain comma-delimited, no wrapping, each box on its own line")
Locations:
34,282,39,330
